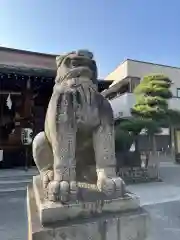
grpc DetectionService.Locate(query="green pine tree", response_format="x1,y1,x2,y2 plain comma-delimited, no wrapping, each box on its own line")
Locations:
131,74,173,155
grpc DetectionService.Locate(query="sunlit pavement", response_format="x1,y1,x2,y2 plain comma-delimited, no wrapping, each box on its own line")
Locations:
127,162,180,240
127,162,180,206
0,163,180,239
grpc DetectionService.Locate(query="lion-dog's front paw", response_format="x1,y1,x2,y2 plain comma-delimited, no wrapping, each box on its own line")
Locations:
41,170,54,188
40,170,54,198
97,177,126,197
47,180,78,203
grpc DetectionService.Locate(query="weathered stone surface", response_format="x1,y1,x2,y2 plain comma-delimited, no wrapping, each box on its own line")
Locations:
27,185,149,240
32,50,125,203
33,175,140,225
118,166,159,183
28,50,149,240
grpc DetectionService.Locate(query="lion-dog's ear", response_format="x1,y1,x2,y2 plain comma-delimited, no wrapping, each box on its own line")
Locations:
56,52,76,68
56,55,65,68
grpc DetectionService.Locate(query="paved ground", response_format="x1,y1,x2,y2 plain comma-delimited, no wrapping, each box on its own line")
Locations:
0,191,27,240
0,163,180,239
127,162,180,240
145,201,180,240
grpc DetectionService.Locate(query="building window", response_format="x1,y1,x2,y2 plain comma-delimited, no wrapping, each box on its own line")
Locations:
177,89,180,98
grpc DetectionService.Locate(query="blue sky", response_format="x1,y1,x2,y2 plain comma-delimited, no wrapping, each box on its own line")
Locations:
0,0,180,77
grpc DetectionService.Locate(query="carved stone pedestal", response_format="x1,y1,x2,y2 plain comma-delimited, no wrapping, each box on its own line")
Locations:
27,177,149,240
28,49,149,240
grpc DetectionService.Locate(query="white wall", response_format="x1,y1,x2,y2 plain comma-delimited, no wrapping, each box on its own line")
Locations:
110,93,180,119
127,60,180,96
105,59,180,96
107,59,180,119
169,98,180,110
110,93,135,119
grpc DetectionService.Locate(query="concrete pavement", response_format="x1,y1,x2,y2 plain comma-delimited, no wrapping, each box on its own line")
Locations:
0,168,37,240
127,162,180,240
0,163,180,239
145,201,180,240
0,168,38,193
127,162,180,206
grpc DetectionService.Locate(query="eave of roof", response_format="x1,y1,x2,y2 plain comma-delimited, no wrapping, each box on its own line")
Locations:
0,65,113,86
0,64,55,77
105,58,180,80
101,77,129,97
126,58,180,70
0,46,57,58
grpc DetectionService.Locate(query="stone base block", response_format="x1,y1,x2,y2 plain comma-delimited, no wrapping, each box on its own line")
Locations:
147,166,159,179
33,175,140,225
28,184,149,240
119,166,160,184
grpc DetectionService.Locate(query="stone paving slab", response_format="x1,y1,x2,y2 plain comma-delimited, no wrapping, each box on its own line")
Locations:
0,186,26,193
145,200,180,240
0,193,27,240
0,163,180,240
0,168,38,178
128,182,180,206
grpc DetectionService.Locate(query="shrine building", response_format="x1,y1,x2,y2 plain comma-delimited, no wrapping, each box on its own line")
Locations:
0,47,112,168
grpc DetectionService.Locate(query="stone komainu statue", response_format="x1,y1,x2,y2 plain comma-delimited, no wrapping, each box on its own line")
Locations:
32,50,125,202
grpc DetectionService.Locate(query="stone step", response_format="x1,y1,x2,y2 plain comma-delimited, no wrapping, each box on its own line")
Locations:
0,168,38,176
0,169,36,194
0,186,27,197
0,186,27,193
0,179,32,190
0,169,38,182
0,174,34,182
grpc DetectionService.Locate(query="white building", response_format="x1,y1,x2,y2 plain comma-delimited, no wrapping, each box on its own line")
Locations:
104,59,180,119
103,59,180,162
